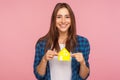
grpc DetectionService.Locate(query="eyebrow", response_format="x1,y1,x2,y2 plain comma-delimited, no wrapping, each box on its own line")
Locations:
56,14,70,16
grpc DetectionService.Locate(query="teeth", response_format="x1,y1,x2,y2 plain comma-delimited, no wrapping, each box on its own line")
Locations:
61,26,66,27
60,24,66,27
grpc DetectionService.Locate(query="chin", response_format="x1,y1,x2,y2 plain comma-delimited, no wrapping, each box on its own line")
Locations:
57,26,70,33
59,30,68,33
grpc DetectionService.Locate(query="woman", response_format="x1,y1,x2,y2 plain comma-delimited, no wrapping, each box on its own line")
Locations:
34,3,90,80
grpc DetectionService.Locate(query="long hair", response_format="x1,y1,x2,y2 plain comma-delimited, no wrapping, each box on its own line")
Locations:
36,3,77,52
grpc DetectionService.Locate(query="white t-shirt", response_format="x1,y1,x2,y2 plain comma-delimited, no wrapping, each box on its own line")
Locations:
49,44,72,80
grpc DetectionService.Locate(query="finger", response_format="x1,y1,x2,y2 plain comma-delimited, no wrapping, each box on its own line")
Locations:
47,50,52,52
53,49,56,52
47,57,53,61
71,54,76,57
52,49,58,56
50,49,57,56
46,50,52,55
47,54,54,59
54,52,58,56
49,55,54,58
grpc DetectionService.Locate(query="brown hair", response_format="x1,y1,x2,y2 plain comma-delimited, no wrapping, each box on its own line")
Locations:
36,3,77,52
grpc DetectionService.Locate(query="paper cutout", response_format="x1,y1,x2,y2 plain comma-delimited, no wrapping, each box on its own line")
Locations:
58,48,70,61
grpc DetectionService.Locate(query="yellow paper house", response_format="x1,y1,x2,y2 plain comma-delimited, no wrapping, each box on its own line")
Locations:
58,48,70,61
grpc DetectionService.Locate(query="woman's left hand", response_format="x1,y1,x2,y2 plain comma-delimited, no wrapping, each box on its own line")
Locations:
71,53,85,64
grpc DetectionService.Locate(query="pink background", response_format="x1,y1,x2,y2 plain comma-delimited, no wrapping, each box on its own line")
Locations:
0,0,120,80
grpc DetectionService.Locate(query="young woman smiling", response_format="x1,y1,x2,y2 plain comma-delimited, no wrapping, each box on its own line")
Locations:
33,3,90,80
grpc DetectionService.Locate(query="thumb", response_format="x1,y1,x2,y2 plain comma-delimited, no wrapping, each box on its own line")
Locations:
54,52,58,56
71,54,76,57
53,49,58,56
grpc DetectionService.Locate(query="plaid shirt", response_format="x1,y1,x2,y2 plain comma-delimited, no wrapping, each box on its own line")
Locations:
33,35,90,80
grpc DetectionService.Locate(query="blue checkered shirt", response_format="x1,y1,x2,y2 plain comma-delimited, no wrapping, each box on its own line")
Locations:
33,35,90,80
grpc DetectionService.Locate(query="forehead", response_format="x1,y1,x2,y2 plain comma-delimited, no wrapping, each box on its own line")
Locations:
57,7,70,15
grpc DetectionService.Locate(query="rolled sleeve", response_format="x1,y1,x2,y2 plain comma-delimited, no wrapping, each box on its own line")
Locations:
82,38,90,80
33,42,45,80
77,36,90,80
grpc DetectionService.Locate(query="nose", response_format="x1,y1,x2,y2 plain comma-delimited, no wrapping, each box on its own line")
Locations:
61,17,66,24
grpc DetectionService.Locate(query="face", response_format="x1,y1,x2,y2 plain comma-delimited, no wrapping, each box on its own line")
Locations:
56,7,71,33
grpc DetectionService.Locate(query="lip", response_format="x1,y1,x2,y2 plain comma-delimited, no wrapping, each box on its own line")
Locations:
61,25,66,28
59,24,68,28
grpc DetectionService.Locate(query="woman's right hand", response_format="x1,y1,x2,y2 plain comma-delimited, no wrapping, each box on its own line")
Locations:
42,50,57,61
37,50,57,76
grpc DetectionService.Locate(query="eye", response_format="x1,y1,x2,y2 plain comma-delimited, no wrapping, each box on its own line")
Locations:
66,16,70,18
56,15,61,18
65,15,70,18
56,16,61,18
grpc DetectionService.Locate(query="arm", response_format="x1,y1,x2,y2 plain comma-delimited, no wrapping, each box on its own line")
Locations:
71,37,90,79
71,53,90,79
36,57,47,76
80,38,90,79
33,42,57,79
37,50,57,76
79,57,90,79
33,42,46,80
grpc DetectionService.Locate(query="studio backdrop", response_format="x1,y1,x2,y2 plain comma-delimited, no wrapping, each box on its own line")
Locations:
0,0,120,80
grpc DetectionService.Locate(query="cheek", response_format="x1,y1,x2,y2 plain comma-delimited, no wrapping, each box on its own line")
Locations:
56,19,59,24
66,19,71,24
56,21,59,24
56,21,59,26
56,18,61,22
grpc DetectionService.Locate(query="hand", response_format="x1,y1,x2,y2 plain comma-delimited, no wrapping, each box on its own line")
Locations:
71,53,85,64
43,50,58,61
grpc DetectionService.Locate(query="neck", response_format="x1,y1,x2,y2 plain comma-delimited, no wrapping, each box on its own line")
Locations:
59,31,68,39
58,32,68,44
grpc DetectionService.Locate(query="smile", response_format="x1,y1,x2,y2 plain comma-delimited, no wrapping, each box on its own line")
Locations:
59,24,69,28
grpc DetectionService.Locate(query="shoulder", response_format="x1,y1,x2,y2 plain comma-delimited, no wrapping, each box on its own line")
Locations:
75,35,90,54
76,35,90,49
35,37,47,48
76,35,89,43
